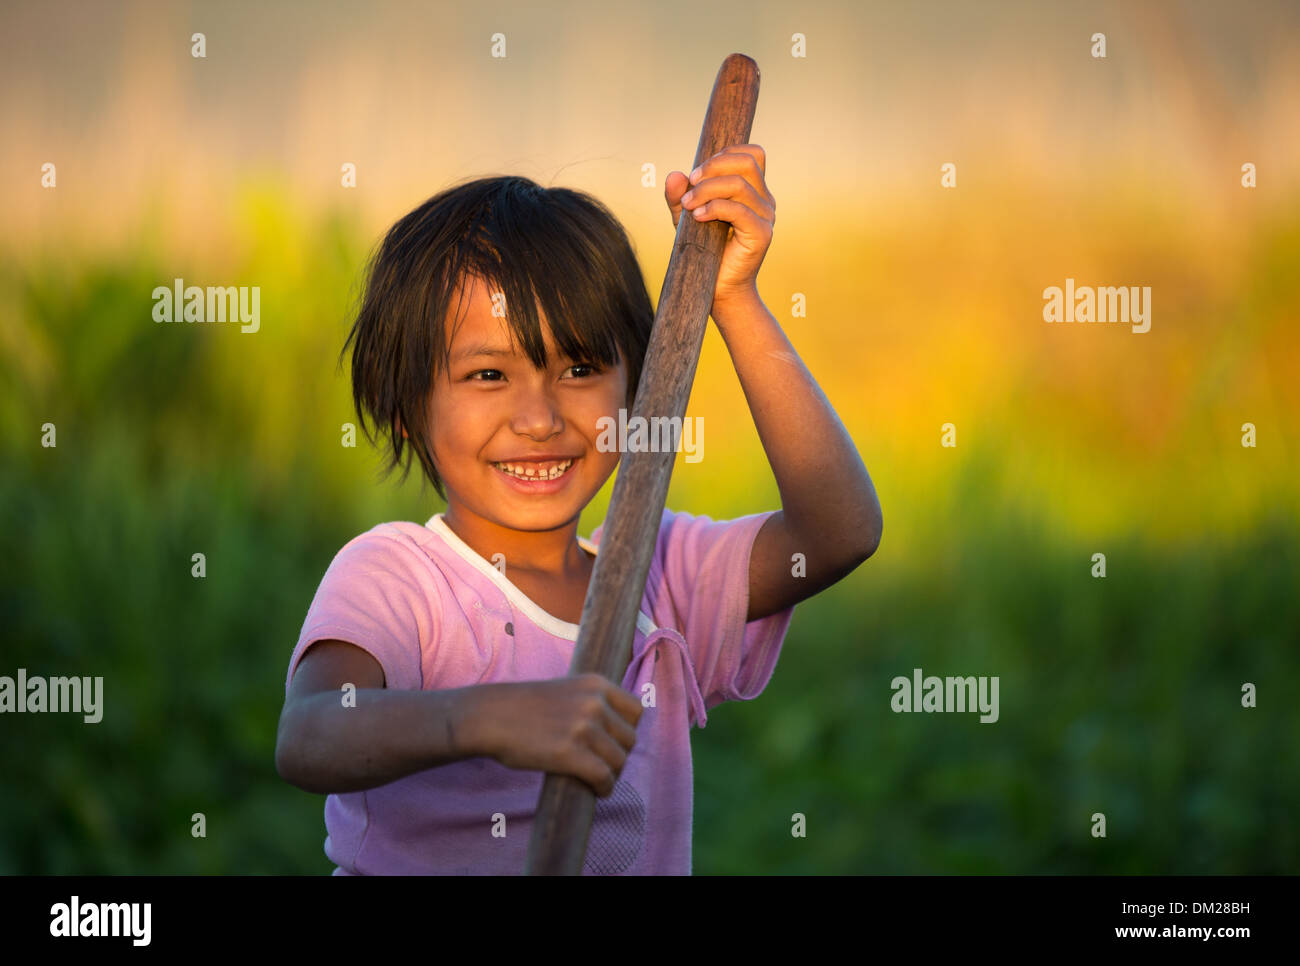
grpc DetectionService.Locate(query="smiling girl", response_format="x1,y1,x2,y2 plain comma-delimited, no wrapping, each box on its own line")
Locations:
275,148,882,874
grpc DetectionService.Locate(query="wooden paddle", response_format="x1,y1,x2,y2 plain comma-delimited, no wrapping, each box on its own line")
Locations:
524,52,761,875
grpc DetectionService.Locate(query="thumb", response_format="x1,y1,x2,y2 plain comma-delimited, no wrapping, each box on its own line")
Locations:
664,170,689,226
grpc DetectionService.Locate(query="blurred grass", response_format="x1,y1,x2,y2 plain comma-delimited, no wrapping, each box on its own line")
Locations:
1,186,1297,873
694,478,1300,874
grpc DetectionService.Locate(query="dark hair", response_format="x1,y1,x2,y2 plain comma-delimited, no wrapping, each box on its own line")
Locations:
340,175,655,500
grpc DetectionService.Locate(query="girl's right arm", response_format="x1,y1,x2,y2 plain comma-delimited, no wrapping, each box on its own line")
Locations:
275,639,642,796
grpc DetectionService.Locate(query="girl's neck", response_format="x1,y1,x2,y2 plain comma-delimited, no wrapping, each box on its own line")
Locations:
442,505,593,579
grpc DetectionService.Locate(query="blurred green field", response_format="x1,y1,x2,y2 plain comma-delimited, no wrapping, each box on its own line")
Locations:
2,187,1297,874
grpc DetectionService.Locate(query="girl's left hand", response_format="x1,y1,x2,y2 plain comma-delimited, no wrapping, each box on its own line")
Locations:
665,143,775,315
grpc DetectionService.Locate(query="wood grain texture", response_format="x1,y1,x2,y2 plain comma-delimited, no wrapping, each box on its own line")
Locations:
524,53,761,875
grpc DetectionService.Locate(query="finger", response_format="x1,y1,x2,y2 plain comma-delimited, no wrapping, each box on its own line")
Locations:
606,684,645,725
665,169,689,202
583,727,628,782
575,671,611,696
681,173,774,223
689,144,772,208
686,195,775,237
690,144,764,182
604,703,639,751
575,754,617,797
727,143,766,175
664,170,689,226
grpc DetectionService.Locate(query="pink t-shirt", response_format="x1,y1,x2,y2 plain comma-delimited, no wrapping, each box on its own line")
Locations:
284,506,796,875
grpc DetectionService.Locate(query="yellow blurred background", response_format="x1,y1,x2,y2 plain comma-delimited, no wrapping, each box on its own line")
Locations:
5,0,1297,552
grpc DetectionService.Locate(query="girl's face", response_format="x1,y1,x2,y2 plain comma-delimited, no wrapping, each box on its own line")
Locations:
425,273,628,534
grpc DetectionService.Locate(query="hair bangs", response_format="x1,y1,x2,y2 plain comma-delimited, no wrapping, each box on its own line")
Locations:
443,185,626,379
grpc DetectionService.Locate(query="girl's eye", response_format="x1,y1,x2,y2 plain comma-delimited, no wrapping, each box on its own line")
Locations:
466,363,601,382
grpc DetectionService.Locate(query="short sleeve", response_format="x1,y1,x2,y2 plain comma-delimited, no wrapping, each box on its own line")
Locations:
284,526,437,695
649,508,795,714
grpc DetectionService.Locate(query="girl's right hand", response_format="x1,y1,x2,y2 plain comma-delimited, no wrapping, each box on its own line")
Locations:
483,674,644,796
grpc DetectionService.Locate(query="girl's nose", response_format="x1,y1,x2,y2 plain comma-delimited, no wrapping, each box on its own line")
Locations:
509,387,564,439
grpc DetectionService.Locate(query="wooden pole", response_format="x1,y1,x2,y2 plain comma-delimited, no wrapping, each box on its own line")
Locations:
524,53,761,875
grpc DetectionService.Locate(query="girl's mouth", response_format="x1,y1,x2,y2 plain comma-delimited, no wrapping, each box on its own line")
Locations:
491,457,578,492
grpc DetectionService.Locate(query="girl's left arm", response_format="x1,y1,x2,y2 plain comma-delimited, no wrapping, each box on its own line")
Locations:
668,144,883,621
711,291,883,621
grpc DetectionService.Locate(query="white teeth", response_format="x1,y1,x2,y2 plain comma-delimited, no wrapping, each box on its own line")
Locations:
494,458,573,481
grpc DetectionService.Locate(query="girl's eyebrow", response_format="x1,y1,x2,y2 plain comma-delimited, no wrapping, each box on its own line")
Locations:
452,343,589,364
452,343,518,363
